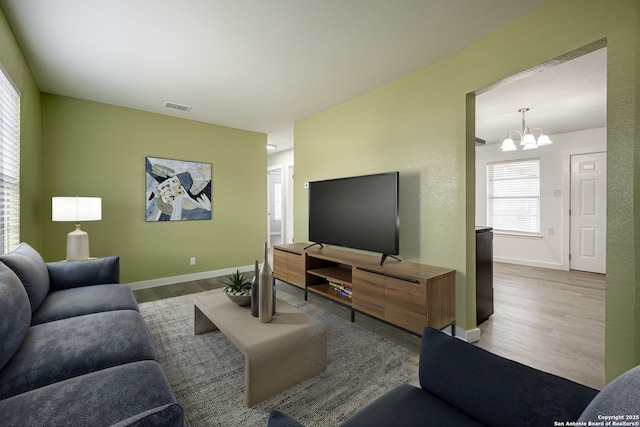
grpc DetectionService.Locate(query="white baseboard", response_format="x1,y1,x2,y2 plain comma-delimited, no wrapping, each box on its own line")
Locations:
463,327,482,343
451,326,481,343
439,325,481,343
127,264,255,291
493,256,566,271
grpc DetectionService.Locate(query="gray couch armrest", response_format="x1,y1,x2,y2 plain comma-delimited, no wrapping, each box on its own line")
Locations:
46,256,120,291
419,327,599,427
578,365,640,422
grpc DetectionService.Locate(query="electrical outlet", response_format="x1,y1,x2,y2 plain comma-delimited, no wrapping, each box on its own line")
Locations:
190,257,196,266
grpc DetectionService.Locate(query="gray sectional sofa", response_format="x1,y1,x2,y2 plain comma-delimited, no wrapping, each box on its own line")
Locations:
0,243,185,427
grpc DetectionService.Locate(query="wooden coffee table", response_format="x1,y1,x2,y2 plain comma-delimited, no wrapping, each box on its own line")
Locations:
192,290,327,407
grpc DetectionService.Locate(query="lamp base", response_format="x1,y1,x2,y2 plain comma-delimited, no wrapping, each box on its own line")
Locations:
67,224,90,261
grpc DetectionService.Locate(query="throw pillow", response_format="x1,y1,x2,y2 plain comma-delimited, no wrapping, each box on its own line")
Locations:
0,263,31,370
0,242,50,313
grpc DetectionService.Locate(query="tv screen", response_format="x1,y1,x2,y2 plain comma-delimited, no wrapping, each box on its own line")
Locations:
308,172,399,258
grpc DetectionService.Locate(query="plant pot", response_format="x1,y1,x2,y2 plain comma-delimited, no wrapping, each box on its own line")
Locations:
225,290,252,307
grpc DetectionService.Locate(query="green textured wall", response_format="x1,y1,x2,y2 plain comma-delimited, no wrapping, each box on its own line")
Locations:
41,94,267,283
294,0,638,382
0,7,42,249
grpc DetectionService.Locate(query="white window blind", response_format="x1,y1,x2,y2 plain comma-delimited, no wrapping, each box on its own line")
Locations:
487,158,540,234
0,65,20,253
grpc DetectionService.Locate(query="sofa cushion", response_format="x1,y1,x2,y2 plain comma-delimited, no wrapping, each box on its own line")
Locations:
0,242,50,313
0,361,185,427
578,365,640,422
46,256,120,291
418,327,598,427
31,283,139,325
0,263,31,370
340,384,486,427
0,309,157,399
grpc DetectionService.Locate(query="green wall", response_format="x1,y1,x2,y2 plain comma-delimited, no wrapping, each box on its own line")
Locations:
0,7,43,249
294,0,639,382
41,94,267,283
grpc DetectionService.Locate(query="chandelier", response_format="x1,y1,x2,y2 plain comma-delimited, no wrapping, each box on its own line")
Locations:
500,108,553,152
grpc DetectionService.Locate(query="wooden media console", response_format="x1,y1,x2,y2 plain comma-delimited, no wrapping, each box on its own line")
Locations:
273,243,456,336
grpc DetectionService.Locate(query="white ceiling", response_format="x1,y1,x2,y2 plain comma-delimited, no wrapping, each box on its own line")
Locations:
475,47,607,145
0,1,604,154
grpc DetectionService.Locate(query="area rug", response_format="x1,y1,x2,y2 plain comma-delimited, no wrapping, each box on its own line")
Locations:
139,288,414,427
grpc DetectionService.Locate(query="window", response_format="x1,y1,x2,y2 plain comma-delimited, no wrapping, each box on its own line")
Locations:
487,158,540,234
0,65,20,253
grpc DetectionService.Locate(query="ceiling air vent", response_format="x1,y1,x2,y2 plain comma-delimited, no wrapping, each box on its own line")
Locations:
164,101,192,112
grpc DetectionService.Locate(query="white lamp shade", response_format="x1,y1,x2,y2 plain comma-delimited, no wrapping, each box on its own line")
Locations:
500,138,517,152
521,133,536,146
537,134,552,146
52,197,102,222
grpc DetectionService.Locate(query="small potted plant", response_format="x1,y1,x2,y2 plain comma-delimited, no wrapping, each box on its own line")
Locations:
222,269,252,306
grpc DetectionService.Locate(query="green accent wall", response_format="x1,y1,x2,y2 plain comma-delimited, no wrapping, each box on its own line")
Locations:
294,0,639,382
41,94,267,283
0,7,43,249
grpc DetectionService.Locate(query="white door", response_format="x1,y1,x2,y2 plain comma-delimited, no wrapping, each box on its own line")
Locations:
268,169,282,247
285,165,294,244
570,152,606,273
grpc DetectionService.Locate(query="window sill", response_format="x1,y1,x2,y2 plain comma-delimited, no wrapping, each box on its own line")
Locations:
493,231,543,239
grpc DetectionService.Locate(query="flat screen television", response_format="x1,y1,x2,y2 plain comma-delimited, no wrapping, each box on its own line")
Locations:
308,172,399,264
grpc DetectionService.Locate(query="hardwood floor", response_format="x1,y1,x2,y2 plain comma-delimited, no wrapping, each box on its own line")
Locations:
475,262,605,390
133,260,606,390
133,277,225,304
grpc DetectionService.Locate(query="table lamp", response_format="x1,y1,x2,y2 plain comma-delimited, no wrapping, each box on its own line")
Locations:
52,197,102,261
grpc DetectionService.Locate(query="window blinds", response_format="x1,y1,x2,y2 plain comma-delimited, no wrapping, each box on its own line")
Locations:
0,66,20,253
487,158,540,234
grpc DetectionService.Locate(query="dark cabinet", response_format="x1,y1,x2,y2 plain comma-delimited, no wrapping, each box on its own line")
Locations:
476,227,494,324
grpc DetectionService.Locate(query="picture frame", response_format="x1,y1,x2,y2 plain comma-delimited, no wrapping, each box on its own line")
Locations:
145,156,212,221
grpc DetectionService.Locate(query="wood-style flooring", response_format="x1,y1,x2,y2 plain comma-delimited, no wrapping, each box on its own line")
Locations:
475,262,605,390
133,261,605,390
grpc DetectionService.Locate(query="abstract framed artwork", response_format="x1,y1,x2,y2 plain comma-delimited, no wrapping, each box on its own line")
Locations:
145,156,212,221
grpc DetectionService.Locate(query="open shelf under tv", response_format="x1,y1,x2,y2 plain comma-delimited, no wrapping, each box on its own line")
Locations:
306,258,354,310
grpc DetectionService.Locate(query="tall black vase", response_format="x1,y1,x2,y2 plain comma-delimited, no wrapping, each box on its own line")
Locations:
272,276,276,315
250,260,259,317
258,242,273,323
